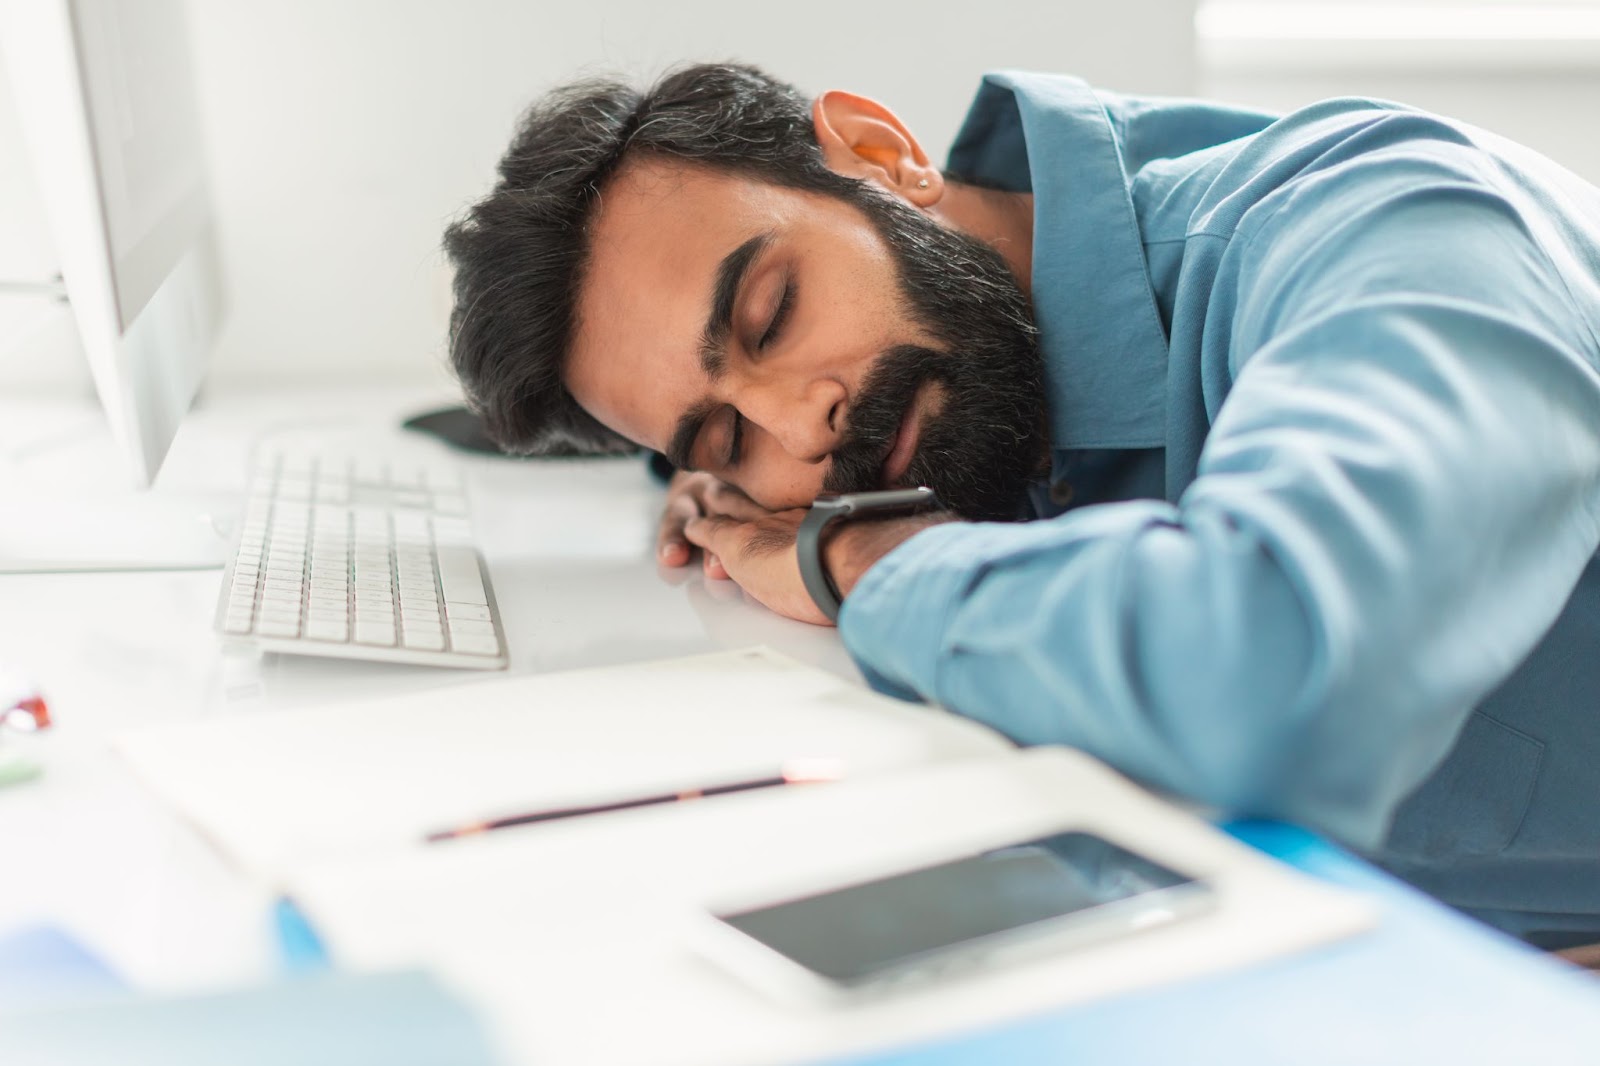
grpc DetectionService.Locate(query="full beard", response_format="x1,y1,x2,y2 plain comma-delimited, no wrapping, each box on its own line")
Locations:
821,185,1050,522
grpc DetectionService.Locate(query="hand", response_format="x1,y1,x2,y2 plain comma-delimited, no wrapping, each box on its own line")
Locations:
683,509,956,626
683,508,825,624
655,470,771,581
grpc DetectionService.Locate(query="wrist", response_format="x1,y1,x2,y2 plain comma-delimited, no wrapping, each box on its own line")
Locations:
823,511,955,600
795,488,945,622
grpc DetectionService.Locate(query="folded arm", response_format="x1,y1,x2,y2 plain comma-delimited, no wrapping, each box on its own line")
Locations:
842,160,1600,847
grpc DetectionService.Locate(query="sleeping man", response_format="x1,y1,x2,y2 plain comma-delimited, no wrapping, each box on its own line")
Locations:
443,63,1600,949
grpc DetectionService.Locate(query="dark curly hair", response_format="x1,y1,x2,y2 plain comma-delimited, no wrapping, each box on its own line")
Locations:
443,63,868,456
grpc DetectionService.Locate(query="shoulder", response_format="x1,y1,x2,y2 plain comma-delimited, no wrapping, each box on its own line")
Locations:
1180,98,1500,239
1212,104,1598,371
1235,100,1515,236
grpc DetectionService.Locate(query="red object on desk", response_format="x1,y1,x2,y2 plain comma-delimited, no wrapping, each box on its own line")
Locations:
1,670,50,731
11,695,50,730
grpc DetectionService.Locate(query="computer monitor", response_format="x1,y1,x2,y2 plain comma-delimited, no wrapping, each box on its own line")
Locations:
0,0,231,572
1,0,222,489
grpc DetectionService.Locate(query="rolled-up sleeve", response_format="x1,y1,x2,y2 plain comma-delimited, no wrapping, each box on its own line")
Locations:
840,150,1600,849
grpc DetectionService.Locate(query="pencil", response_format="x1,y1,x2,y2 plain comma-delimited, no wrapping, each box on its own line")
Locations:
424,758,844,842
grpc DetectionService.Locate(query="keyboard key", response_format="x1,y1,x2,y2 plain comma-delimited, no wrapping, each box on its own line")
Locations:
393,490,430,509
353,457,386,485
444,602,491,623
390,464,426,490
437,546,487,606
258,618,301,638
305,618,349,643
354,620,396,646
450,633,501,656
402,626,445,651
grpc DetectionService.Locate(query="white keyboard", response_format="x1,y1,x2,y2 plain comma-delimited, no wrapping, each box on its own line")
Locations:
213,447,509,669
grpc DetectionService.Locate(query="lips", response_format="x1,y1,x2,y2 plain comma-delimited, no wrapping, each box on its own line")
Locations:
880,388,927,487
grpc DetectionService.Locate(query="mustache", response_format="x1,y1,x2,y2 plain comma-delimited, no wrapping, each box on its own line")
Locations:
823,344,945,496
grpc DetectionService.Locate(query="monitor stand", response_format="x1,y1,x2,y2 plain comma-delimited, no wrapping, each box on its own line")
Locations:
0,397,232,574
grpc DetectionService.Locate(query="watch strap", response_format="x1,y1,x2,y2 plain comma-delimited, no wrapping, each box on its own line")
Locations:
795,488,938,624
796,503,847,623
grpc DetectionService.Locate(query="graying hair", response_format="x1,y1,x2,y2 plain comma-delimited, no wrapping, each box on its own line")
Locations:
443,63,861,455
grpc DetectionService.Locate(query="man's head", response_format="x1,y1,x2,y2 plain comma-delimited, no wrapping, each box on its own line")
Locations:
445,63,1047,520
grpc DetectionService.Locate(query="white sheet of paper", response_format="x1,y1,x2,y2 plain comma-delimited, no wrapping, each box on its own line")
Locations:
113,647,1012,876
285,747,1374,1066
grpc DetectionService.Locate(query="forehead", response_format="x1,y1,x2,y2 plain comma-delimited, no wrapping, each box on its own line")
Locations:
567,157,892,451
565,158,788,447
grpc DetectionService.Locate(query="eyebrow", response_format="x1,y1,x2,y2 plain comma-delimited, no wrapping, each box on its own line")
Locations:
666,397,719,472
666,232,772,470
698,232,771,380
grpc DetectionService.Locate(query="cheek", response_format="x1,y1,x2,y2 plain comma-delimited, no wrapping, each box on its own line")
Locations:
739,442,828,511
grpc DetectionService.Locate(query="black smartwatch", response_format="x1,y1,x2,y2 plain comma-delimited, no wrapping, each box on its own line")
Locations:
796,487,939,622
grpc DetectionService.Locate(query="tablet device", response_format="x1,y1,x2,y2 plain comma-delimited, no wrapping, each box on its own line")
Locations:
703,829,1214,1001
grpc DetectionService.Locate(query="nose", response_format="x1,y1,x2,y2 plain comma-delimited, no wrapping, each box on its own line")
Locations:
741,375,847,464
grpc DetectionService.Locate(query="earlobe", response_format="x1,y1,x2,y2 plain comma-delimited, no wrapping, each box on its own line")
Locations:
811,91,942,206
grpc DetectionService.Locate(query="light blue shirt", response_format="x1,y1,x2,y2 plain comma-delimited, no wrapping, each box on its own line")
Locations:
840,72,1600,939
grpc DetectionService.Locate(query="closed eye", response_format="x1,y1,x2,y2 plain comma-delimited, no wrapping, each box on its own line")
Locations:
758,279,795,351
726,410,745,468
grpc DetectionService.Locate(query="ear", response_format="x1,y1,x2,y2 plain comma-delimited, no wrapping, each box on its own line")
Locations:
811,90,943,207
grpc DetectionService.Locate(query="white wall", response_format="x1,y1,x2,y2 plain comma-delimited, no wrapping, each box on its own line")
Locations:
1199,2,1600,185
12,2,1600,397
179,0,1198,390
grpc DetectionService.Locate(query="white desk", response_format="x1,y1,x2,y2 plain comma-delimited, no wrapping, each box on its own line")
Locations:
0,386,858,993
11,388,1600,1066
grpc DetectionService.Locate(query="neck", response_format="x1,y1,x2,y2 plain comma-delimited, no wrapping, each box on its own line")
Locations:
933,180,1035,296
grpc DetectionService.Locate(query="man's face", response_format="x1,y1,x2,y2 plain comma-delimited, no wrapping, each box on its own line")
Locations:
566,155,1046,520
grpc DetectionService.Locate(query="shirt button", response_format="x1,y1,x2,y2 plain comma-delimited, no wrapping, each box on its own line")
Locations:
1049,481,1075,507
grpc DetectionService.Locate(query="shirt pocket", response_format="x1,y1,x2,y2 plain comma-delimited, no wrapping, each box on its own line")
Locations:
1384,711,1545,860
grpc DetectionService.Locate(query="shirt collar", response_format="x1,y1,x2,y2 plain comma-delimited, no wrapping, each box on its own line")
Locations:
946,71,1169,451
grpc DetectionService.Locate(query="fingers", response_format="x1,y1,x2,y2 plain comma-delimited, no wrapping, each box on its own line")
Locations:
682,513,723,554
683,514,740,576
656,473,766,567
657,494,700,566
656,473,713,567
678,512,728,580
